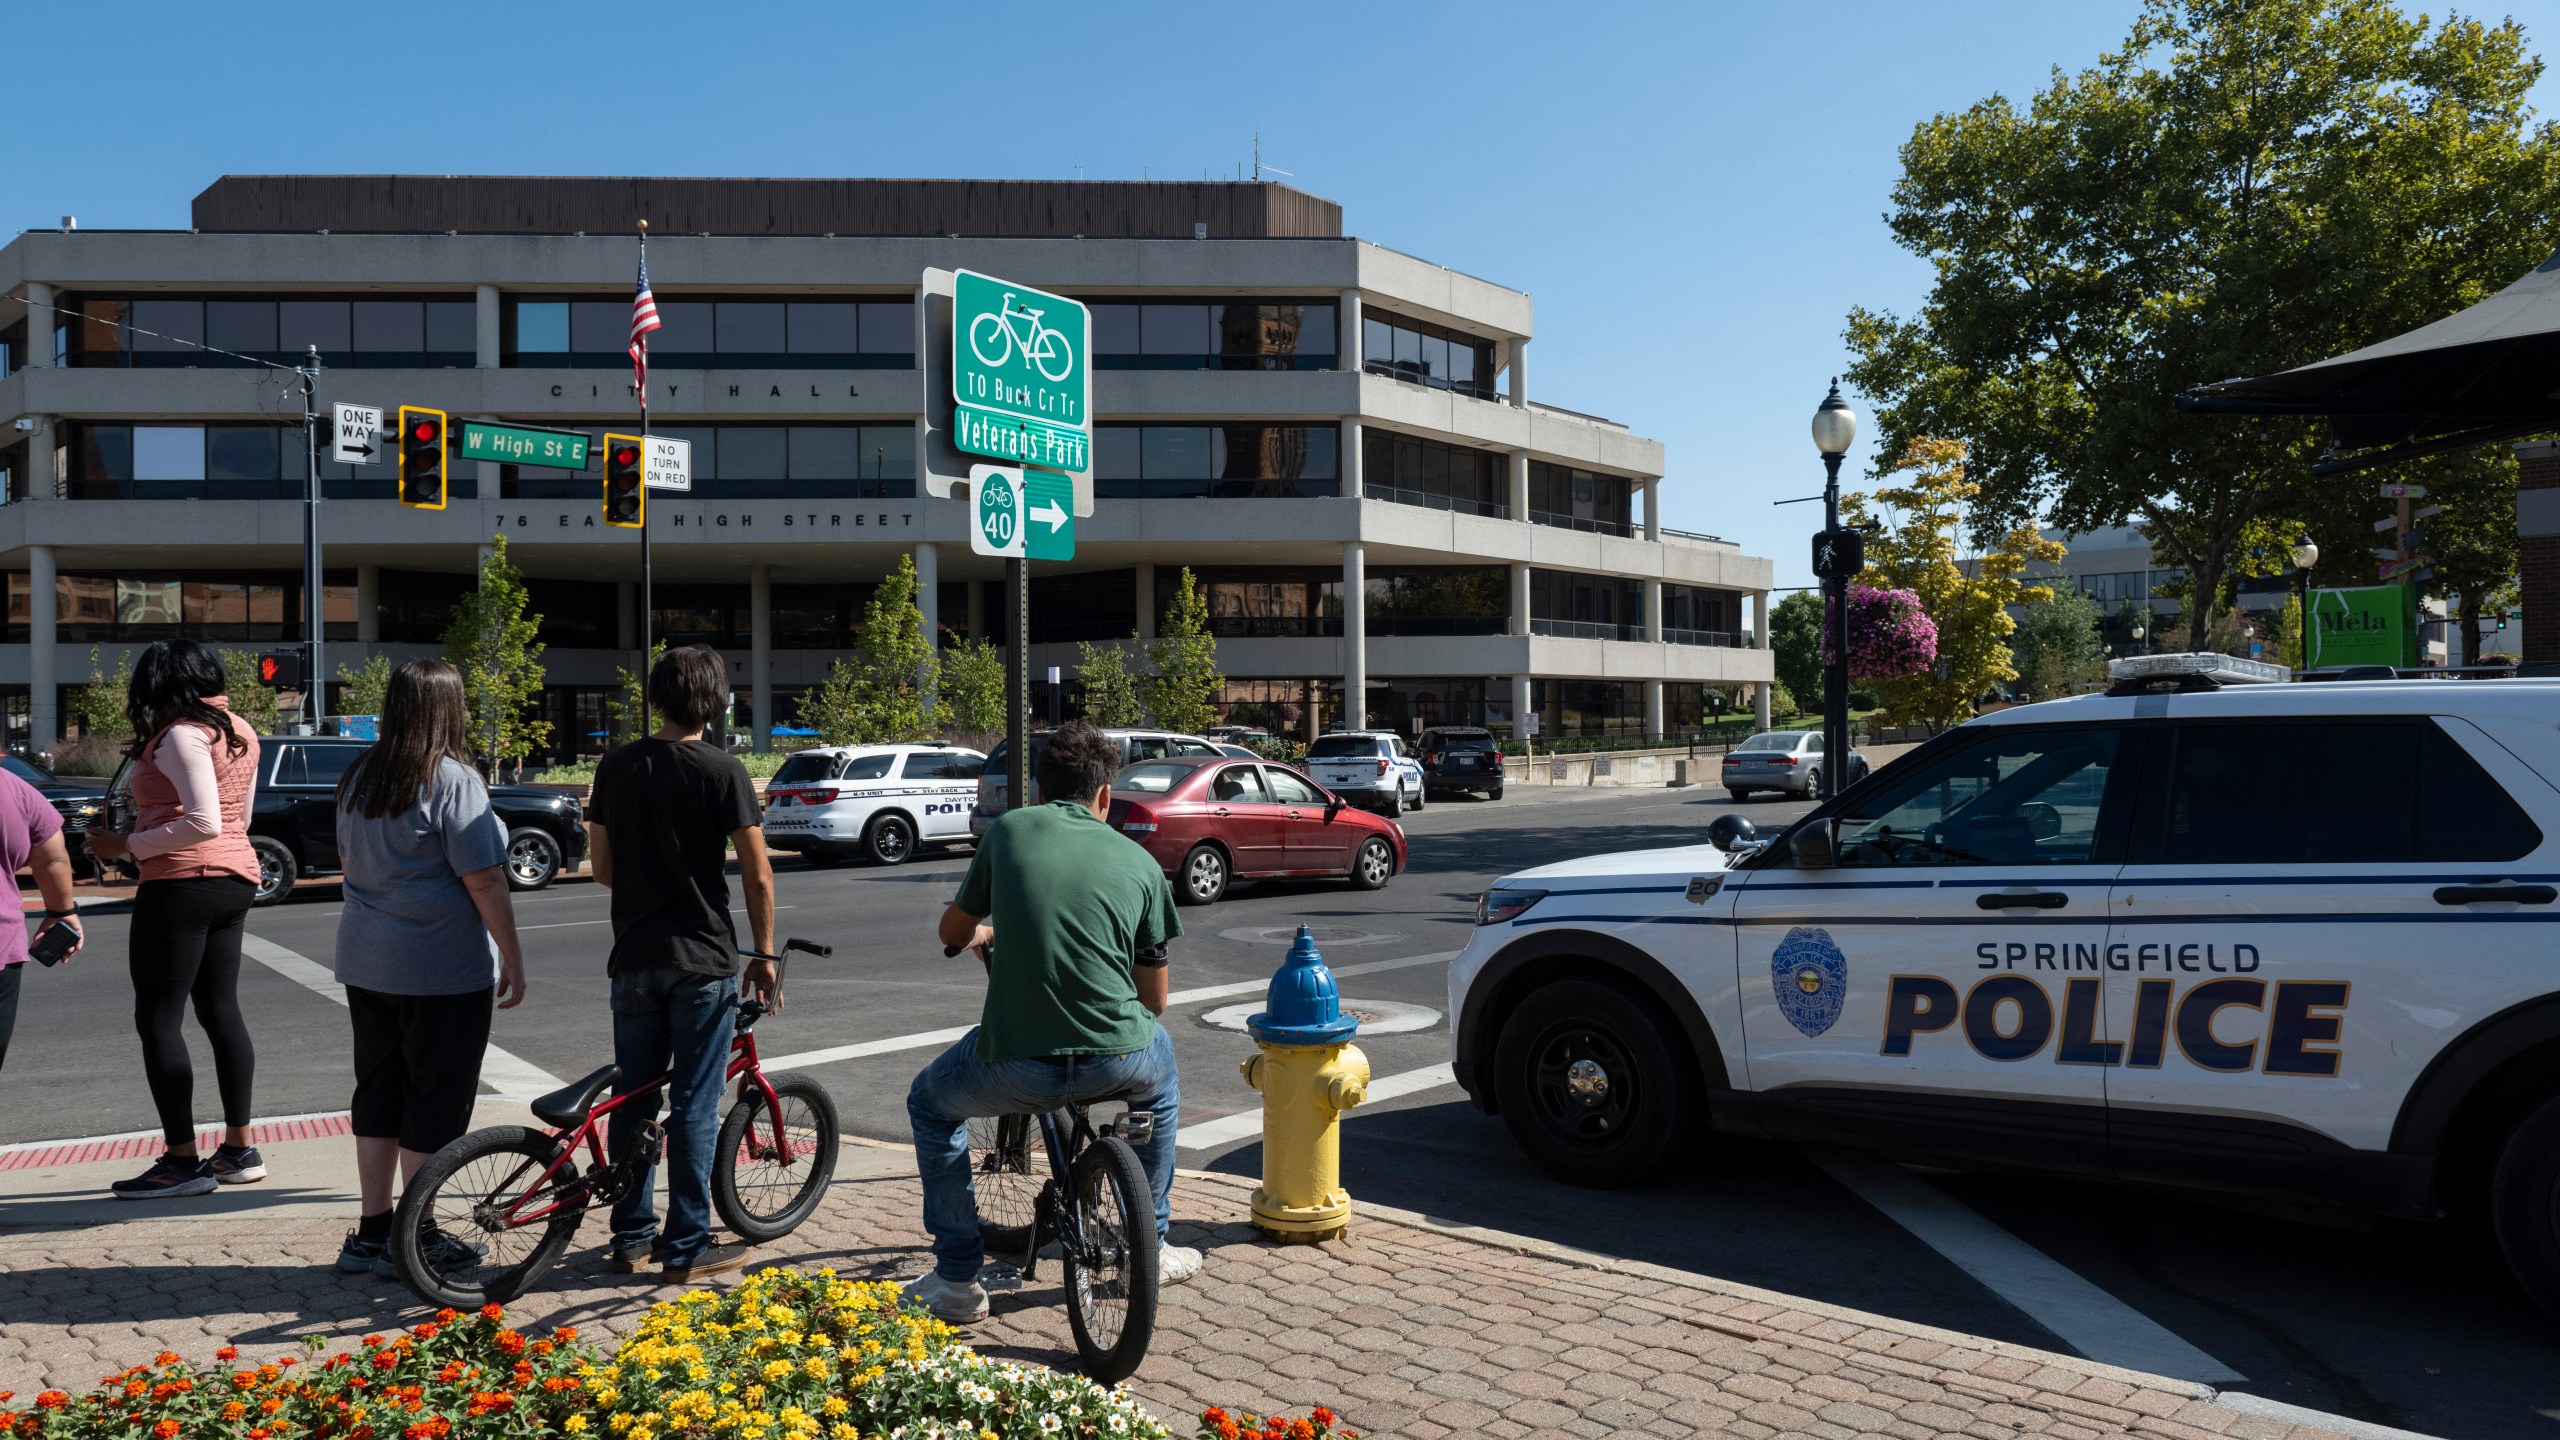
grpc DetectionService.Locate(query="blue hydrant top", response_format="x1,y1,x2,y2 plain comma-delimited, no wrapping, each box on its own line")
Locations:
1247,925,1359,1045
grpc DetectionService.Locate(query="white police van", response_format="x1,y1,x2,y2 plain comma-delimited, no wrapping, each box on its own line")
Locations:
760,743,985,867
1447,655,2560,1315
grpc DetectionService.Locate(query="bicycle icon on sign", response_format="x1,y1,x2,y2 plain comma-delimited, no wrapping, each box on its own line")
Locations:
970,292,1076,383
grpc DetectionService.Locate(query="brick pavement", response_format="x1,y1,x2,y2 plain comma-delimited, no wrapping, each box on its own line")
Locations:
0,1151,2381,1440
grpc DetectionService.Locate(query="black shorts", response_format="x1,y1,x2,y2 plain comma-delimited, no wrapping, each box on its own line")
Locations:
348,985,494,1153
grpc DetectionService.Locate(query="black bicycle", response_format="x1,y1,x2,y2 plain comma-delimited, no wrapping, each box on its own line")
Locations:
950,946,1159,1383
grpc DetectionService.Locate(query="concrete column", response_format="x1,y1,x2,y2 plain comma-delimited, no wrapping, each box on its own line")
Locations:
22,282,51,370
1645,577,1664,642
1134,560,1158,638
1645,678,1666,742
749,563,773,753
1342,540,1366,731
1340,417,1363,499
965,578,985,642
356,564,381,643
1341,288,1362,371
1509,562,1531,636
616,581,636,651
1754,680,1773,732
1755,590,1771,651
27,544,55,754
475,285,501,368
913,542,939,715
1645,479,1663,542
476,543,494,576
1509,338,1528,409
1508,449,1530,522
18,420,51,501
1511,673,1533,746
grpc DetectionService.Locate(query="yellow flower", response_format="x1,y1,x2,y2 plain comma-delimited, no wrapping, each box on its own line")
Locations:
801,1357,830,1381
607,1416,634,1435
830,1426,860,1440
761,1360,793,1383
821,1398,848,1417
564,1419,589,1434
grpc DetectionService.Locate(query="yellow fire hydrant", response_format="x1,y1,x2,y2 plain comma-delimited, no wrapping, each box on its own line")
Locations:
1240,926,1370,1242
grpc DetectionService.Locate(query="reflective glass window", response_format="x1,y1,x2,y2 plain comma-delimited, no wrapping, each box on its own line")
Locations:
859,302,915,353
655,426,717,480
1841,728,2122,866
205,301,276,354
122,579,183,626
425,301,475,353
717,302,786,353
787,303,858,353
205,427,280,481
1296,305,1336,357
133,427,206,481
843,754,894,781
1447,340,1476,388
653,301,714,353
1421,334,1449,383
512,302,568,353
717,427,786,478
1095,426,1141,481
1143,427,1215,479
1143,305,1211,355
862,426,916,482
1362,317,1393,368
570,301,626,353
79,426,134,482
1092,304,1141,355
787,426,860,480
1393,324,1423,373
131,300,203,352
352,301,424,352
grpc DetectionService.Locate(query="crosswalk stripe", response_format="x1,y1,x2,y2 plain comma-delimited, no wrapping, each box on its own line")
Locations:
239,934,565,1101
1176,1060,1459,1151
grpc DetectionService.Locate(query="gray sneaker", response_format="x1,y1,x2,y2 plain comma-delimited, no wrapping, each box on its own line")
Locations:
904,1271,991,1323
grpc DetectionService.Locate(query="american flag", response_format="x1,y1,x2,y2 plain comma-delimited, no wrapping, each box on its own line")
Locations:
629,249,663,393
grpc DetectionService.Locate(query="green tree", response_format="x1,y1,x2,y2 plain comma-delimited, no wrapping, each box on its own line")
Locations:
853,553,937,742
1769,592,1826,712
798,658,867,747
1075,640,1147,728
2012,586,2108,699
335,653,394,716
441,534,550,776
1145,567,1225,737
611,640,667,744
2276,591,2307,670
69,647,134,739
1845,0,2560,653
937,638,1008,739
216,651,282,736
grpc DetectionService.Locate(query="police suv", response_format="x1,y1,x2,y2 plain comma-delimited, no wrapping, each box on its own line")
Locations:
1447,655,2560,1315
759,743,985,867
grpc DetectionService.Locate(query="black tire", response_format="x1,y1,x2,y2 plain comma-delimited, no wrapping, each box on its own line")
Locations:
504,827,562,891
1488,783,1504,801
1727,789,1750,803
1062,1136,1159,1385
1491,977,1694,1189
1802,766,1822,799
863,813,916,866
1409,782,1425,812
713,1072,840,1242
1176,843,1228,906
970,1113,1041,1257
1349,836,1394,891
394,1125,586,1308
1388,785,1408,816
2491,1091,2560,1320
249,835,297,907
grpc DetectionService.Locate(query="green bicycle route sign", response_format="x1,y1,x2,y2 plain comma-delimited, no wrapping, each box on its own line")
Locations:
968,464,1076,562
952,269,1090,474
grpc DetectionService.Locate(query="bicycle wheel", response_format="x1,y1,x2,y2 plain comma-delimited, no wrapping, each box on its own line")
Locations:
968,312,1013,368
713,1072,840,1243
969,1114,1041,1255
1030,328,1074,383
395,1126,586,1308
1061,1136,1159,1384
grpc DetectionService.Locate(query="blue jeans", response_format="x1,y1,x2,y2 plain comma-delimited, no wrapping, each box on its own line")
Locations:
607,968,738,1267
907,1024,1180,1283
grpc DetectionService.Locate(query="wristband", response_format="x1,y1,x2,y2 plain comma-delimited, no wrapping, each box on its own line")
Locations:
43,908,78,919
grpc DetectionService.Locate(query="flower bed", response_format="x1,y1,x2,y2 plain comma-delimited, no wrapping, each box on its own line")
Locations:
1,1269,1351,1440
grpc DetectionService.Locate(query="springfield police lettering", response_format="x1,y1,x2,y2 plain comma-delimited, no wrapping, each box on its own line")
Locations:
1975,940,2262,973
1881,972,2351,1077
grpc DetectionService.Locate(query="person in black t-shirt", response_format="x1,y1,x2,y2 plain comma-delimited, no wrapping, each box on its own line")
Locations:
586,645,776,1283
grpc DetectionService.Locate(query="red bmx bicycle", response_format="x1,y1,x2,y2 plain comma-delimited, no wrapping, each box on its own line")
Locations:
392,939,839,1307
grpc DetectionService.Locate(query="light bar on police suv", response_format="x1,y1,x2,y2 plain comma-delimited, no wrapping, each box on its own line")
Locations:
2104,652,2287,686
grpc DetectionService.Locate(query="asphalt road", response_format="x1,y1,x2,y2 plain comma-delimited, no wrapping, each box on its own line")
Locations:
6,782,2556,1439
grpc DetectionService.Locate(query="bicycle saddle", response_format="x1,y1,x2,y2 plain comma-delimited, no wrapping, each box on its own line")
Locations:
530,1064,621,1128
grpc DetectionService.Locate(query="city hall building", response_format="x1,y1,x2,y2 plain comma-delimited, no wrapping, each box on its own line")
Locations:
0,176,1772,759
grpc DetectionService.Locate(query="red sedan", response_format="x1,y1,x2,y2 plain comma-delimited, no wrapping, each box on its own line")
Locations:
1107,756,1407,906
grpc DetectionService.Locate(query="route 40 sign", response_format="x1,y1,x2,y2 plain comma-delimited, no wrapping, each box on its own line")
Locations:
968,463,1074,562
952,270,1090,475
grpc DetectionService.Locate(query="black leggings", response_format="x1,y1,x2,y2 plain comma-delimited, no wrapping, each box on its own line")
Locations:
130,876,258,1147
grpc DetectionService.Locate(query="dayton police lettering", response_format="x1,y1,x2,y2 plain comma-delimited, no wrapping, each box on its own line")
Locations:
1770,926,1848,1038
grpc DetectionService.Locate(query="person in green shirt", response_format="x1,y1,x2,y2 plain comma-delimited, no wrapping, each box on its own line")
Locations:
908,722,1197,1323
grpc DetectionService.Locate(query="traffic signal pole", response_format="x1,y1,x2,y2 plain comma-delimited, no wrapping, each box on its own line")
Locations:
299,346,324,733
1007,557,1029,811
637,225,653,712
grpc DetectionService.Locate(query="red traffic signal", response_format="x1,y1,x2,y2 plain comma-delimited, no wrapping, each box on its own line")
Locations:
397,405,449,511
602,433,646,529
411,418,440,443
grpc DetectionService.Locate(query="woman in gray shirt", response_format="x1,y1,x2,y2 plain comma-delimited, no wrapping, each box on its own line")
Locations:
328,659,527,1278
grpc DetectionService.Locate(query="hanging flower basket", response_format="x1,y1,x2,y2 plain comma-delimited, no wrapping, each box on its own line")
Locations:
1824,584,1937,681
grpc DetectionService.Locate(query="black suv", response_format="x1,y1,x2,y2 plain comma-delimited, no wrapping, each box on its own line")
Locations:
5,756,111,874
1418,726,1506,801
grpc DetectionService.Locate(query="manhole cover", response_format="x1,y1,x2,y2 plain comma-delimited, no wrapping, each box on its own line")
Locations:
1199,999,1441,1035
1216,925,1401,948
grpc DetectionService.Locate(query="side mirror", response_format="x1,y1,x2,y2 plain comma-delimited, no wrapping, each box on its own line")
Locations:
1706,813,1758,853
1790,818,1838,869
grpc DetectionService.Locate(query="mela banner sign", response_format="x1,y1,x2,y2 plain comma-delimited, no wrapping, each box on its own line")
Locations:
2308,584,2416,668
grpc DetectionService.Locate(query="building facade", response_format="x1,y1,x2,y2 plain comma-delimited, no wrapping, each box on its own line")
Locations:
0,176,1771,758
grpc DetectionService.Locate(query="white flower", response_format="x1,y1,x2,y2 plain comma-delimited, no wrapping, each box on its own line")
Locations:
1037,1417,1062,1435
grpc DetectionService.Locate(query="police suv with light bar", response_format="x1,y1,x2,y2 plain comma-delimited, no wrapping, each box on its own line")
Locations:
1446,654,2560,1315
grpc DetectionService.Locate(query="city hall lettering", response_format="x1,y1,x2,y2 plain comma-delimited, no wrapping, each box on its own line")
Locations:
1879,972,2351,1077
494,510,916,533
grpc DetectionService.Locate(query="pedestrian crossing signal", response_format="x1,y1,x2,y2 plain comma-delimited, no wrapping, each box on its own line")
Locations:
255,652,303,689
397,406,447,509
603,433,645,529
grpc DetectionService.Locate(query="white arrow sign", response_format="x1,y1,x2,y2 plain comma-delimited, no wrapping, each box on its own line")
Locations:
332,403,383,465
1030,495,1069,532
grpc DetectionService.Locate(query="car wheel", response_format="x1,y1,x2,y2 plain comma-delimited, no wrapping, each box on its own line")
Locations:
1802,766,1822,798
1348,836,1394,891
1492,977,1693,1188
863,813,916,867
1727,789,1750,802
1488,783,1505,801
1409,781,1425,811
2492,1091,2560,1320
504,827,562,891
249,835,297,907
1176,844,1228,906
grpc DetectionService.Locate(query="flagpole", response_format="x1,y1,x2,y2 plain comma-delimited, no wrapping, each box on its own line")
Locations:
637,220,652,715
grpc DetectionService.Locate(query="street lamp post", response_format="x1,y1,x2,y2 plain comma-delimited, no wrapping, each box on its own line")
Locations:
2291,533,2320,673
1810,382,1858,801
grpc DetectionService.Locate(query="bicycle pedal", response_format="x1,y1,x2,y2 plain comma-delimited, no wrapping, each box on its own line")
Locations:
1106,1113,1156,1146
977,1263,1025,1293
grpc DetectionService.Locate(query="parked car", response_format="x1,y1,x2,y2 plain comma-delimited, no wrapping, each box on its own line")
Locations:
108,736,588,907
974,728,1222,837
1107,756,1406,905
5,756,110,875
1417,726,1506,801
1304,731,1428,815
1719,729,1869,800
1213,742,1262,760
761,742,985,866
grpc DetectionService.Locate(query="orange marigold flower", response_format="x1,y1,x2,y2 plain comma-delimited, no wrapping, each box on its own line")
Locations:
249,1430,270,1439
477,1304,503,1322
1310,1409,1336,1429
550,1327,577,1344
1214,1423,1241,1440
492,1332,524,1357
1289,1419,1316,1440
360,1336,385,1349
275,1358,298,1370
214,1348,239,1363
528,1340,551,1358
32,1392,69,1411
153,1353,181,1367
222,1402,248,1421
261,1399,283,1415
152,1419,181,1439
369,1351,399,1372
436,1365,461,1385
433,1310,457,1324
409,1324,438,1342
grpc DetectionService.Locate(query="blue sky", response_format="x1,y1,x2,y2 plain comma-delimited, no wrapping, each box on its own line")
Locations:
20,1,2560,588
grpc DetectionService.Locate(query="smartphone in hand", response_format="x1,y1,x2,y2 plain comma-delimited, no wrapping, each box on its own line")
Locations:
28,921,79,967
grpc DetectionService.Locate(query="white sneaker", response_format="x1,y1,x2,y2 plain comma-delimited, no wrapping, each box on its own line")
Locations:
904,1271,990,1323
1159,1244,1203,1284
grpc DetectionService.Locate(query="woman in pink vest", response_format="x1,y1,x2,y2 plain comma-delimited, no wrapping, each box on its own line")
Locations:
84,639,265,1199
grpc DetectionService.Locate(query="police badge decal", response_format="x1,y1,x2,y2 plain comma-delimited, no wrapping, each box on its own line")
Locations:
1771,926,1848,1037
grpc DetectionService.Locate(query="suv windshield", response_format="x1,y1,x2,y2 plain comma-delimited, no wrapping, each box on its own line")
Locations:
773,754,836,785
1307,736,1380,759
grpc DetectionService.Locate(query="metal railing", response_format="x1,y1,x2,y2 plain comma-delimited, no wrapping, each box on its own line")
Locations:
1530,618,1643,641
1527,510,1636,538
1661,627,1743,648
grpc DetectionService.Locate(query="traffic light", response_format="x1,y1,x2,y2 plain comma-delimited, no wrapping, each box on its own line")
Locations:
397,406,448,509
603,433,645,528
2497,612,2510,631
255,651,303,689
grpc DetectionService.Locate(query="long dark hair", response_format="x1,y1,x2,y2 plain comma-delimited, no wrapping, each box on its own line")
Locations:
338,660,476,819
124,639,250,760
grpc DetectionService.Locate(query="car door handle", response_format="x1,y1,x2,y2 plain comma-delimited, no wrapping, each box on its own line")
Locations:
1976,891,2070,910
1212,807,1230,817
2435,883,2558,905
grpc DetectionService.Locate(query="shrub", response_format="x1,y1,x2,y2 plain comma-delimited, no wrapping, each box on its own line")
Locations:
45,732,126,780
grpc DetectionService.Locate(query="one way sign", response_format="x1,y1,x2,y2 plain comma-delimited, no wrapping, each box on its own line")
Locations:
332,403,383,466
